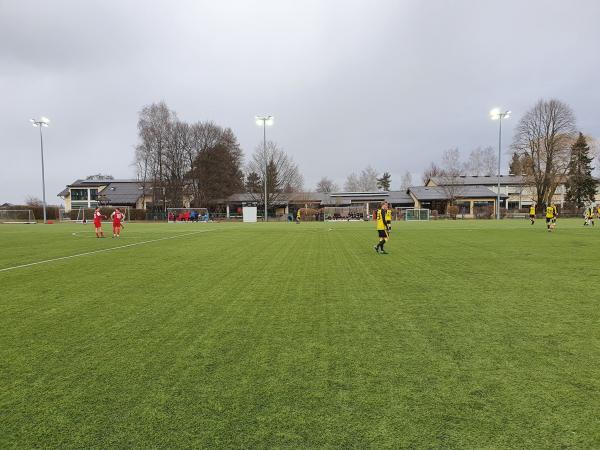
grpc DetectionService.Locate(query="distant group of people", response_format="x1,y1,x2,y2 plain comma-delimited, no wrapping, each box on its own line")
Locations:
92,207,124,238
167,210,208,222
529,203,559,231
529,202,600,231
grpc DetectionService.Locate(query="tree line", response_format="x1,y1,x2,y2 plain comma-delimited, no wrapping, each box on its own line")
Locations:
133,99,597,209
509,99,597,208
421,99,598,209
134,102,301,210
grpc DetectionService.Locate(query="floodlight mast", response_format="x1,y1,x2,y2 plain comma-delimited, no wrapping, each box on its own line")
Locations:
30,117,50,223
255,115,273,222
489,109,511,220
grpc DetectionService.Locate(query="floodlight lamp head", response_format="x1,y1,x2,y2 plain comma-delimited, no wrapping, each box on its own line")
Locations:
30,116,50,127
490,108,501,120
255,115,274,126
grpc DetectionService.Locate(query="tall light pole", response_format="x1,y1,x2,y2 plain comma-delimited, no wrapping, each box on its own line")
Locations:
490,108,510,220
30,117,50,224
255,115,274,222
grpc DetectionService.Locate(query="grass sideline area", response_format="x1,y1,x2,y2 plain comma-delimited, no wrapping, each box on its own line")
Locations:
1,219,599,448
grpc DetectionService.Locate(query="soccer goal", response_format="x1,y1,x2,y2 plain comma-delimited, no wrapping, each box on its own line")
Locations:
0,209,36,224
167,208,209,223
404,208,430,221
74,207,130,223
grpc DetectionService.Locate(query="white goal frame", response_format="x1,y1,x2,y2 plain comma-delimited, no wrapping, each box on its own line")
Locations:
0,209,36,224
75,207,130,224
167,208,209,223
404,208,430,221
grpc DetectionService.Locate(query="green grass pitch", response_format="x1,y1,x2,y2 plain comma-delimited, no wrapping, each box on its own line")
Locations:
1,219,600,448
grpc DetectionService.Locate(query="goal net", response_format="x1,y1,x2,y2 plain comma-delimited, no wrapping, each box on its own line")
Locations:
167,208,209,223
404,208,430,221
0,209,36,224
74,207,130,224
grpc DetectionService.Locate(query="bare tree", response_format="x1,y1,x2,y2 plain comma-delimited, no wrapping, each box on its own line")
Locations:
465,147,485,175
136,101,178,210
25,196,43,207
421,162,443,184
359,166,379,191
247,141,303,207
512,99,577,206
344,173,361,191
439,147,464,204
400,171,413,190
481,146,498,176
464,146,497,176
315,177,339,193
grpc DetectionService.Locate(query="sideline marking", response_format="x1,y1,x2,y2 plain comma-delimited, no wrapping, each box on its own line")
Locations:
0,229,215,273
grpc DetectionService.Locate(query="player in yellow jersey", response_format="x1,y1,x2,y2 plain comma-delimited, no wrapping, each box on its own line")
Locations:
374,202,391,254
545,204,555,231
584,207,595,226
529,204,536,225
596,205,600,220
385,207,393,234
551,203,558,225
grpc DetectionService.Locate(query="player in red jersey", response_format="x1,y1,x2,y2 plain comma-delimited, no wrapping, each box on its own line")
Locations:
110,208,125,238
93,207,106,238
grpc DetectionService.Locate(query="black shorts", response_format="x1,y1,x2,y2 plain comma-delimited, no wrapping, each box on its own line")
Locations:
546,217,552,223
530,214,535,219
378,229,388,238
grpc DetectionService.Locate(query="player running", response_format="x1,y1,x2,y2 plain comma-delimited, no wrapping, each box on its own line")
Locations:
584,207,595,226
374,202,391,254
529,204,536,225
551,203,558,226
93,207,106,238
545,204,555,232
110,208,125,238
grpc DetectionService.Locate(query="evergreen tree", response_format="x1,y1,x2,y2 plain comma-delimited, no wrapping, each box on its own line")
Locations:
245,171,261,193
565,133,596,207
376,172,392,191
508,152,523,175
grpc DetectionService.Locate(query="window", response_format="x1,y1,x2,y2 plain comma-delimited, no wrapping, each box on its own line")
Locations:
90,189,98,200
456,201,470,214
71,189,88,201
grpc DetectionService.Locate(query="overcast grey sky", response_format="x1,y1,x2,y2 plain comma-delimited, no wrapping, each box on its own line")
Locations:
1,0,599,204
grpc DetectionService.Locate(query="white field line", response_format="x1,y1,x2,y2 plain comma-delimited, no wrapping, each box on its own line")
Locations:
0,229,215,273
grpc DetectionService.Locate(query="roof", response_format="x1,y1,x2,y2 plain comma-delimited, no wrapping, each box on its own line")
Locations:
57,179,140,197
97,182,147,205
220,190,414,206
428,175,526,186
408,185,508,201
387,191,414,204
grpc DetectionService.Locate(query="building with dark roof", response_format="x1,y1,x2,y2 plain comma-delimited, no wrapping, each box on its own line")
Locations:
217,190,415,218
425,175,566,209
57,179,152,211
407,185,507,216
